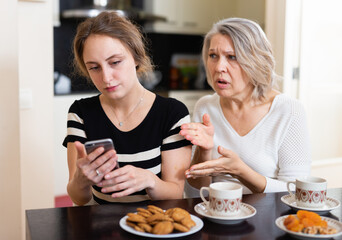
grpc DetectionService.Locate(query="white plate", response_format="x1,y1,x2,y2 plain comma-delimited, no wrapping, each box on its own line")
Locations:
275,215,342,240
281,194,341,215
194,202,257,225
119,214,203,238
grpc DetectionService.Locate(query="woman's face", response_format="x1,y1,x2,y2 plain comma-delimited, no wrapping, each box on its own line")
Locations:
206,34,252,98
82,34,138,99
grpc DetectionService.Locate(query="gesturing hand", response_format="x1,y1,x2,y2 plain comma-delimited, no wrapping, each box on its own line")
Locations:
185,146,245,178
180,113,214,150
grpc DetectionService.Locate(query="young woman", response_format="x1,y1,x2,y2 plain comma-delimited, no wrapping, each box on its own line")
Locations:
63,12,192,205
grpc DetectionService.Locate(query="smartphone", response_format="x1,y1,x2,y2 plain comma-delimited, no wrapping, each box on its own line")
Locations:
84,138,119,168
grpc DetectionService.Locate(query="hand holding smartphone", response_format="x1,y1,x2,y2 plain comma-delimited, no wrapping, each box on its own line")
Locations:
84,138,119,169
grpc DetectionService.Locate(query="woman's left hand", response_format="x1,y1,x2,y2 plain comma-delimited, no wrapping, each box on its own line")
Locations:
185,146,245,178
97,165,155,198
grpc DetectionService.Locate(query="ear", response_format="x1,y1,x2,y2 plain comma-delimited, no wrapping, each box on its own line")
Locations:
135,65,139,70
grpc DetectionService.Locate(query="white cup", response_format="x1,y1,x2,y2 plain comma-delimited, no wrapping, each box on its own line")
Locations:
200,182,243,217
287,176,327,208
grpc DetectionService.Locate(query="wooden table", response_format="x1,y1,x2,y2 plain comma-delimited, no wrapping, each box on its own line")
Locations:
26,189,342,240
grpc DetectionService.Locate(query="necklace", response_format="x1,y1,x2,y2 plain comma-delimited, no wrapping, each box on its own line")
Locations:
109,89,146,127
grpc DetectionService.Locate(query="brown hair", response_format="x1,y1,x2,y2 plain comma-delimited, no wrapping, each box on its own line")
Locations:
73,11,153,80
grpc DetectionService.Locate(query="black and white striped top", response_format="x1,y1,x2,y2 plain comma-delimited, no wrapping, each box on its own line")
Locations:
63,94,191,204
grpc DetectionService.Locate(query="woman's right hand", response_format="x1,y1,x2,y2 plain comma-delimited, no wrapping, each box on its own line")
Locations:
73,141,118,187
180,113,214,150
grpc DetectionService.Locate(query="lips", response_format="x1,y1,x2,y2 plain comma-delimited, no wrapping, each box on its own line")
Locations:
216,78,230,88
105,85,118,92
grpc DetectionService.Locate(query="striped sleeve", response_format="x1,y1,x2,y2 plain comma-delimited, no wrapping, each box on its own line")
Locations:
62,101,87,147
161,99,192,151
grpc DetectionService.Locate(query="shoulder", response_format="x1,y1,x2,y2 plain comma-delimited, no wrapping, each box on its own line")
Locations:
155,94,189,114
68,95,100,113
273,94,306,117
197,93,218,104
193,93,218,113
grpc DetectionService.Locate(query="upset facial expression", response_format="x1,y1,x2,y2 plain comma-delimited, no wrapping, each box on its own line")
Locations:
83,34,138,98
207,34,252,98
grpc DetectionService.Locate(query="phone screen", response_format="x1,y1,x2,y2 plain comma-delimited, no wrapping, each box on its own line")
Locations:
84,138,119,169
85,138,114,155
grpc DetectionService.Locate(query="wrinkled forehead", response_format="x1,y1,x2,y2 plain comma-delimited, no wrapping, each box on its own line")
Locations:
208,34,235,52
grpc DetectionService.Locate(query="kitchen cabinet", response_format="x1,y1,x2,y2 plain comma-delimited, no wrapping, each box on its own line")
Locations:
144,0,213,35
143,0,265,35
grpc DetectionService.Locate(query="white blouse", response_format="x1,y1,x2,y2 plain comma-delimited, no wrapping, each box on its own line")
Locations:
185,93,311,196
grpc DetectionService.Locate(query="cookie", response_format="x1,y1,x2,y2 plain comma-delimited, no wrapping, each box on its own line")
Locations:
126,213,147,223
171,208,191,222
147,213,174,223
148,205,164,214
173,222,190,232
181,217,196,229
152,221,174,235
137,223,152,233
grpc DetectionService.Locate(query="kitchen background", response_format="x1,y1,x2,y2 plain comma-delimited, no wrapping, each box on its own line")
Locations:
53,0,265,94
2,0,342,239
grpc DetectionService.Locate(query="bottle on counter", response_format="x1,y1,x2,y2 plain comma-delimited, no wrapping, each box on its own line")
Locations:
169,67,180,89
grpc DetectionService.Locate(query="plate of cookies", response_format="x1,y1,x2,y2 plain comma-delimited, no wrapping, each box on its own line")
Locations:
119,205,204,238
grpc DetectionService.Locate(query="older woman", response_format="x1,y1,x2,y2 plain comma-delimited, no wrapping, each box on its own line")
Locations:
180,18,311,195
64,12,192,205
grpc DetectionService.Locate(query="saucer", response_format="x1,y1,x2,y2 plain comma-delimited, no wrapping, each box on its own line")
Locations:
281,194,340,215
275,215,342,240
194,202,256,225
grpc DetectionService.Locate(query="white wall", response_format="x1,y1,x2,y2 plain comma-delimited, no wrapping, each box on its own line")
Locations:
0,0,55,239
0,1,22,239
311,159,342,189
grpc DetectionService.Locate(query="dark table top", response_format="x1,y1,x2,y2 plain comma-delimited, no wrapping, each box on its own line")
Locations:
26,189,342,240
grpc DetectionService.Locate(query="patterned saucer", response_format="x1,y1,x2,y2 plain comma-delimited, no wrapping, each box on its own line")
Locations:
194,202,256,225
281,194,340,215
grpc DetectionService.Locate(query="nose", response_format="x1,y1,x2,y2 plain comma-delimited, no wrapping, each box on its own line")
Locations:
101,66,113,83
215,57,227,73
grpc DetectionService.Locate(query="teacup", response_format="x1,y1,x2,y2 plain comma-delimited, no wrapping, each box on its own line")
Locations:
200,182,242,217
287,176,327,208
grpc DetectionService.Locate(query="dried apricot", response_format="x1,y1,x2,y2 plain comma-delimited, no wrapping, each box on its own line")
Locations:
301,218,315,228
297,210,321,223
284,215,297,227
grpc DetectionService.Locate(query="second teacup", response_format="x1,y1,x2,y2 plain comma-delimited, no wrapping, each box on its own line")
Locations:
200,182,242,217
287,176,327,208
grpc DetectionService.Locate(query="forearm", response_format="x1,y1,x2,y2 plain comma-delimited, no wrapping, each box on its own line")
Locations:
187,147,212,189
236,165,266,193
146,172,184,200
67,178,93,206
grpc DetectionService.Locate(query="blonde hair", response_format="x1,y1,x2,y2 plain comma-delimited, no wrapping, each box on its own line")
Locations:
202,18,278,100
73,11,153,80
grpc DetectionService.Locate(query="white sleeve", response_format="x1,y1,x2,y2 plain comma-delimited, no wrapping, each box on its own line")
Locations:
264,102,312,192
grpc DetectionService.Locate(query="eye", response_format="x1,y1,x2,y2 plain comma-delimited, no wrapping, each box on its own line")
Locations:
209,53,217,59
110,61,121,66
228,55,237,60
88,66,99,71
